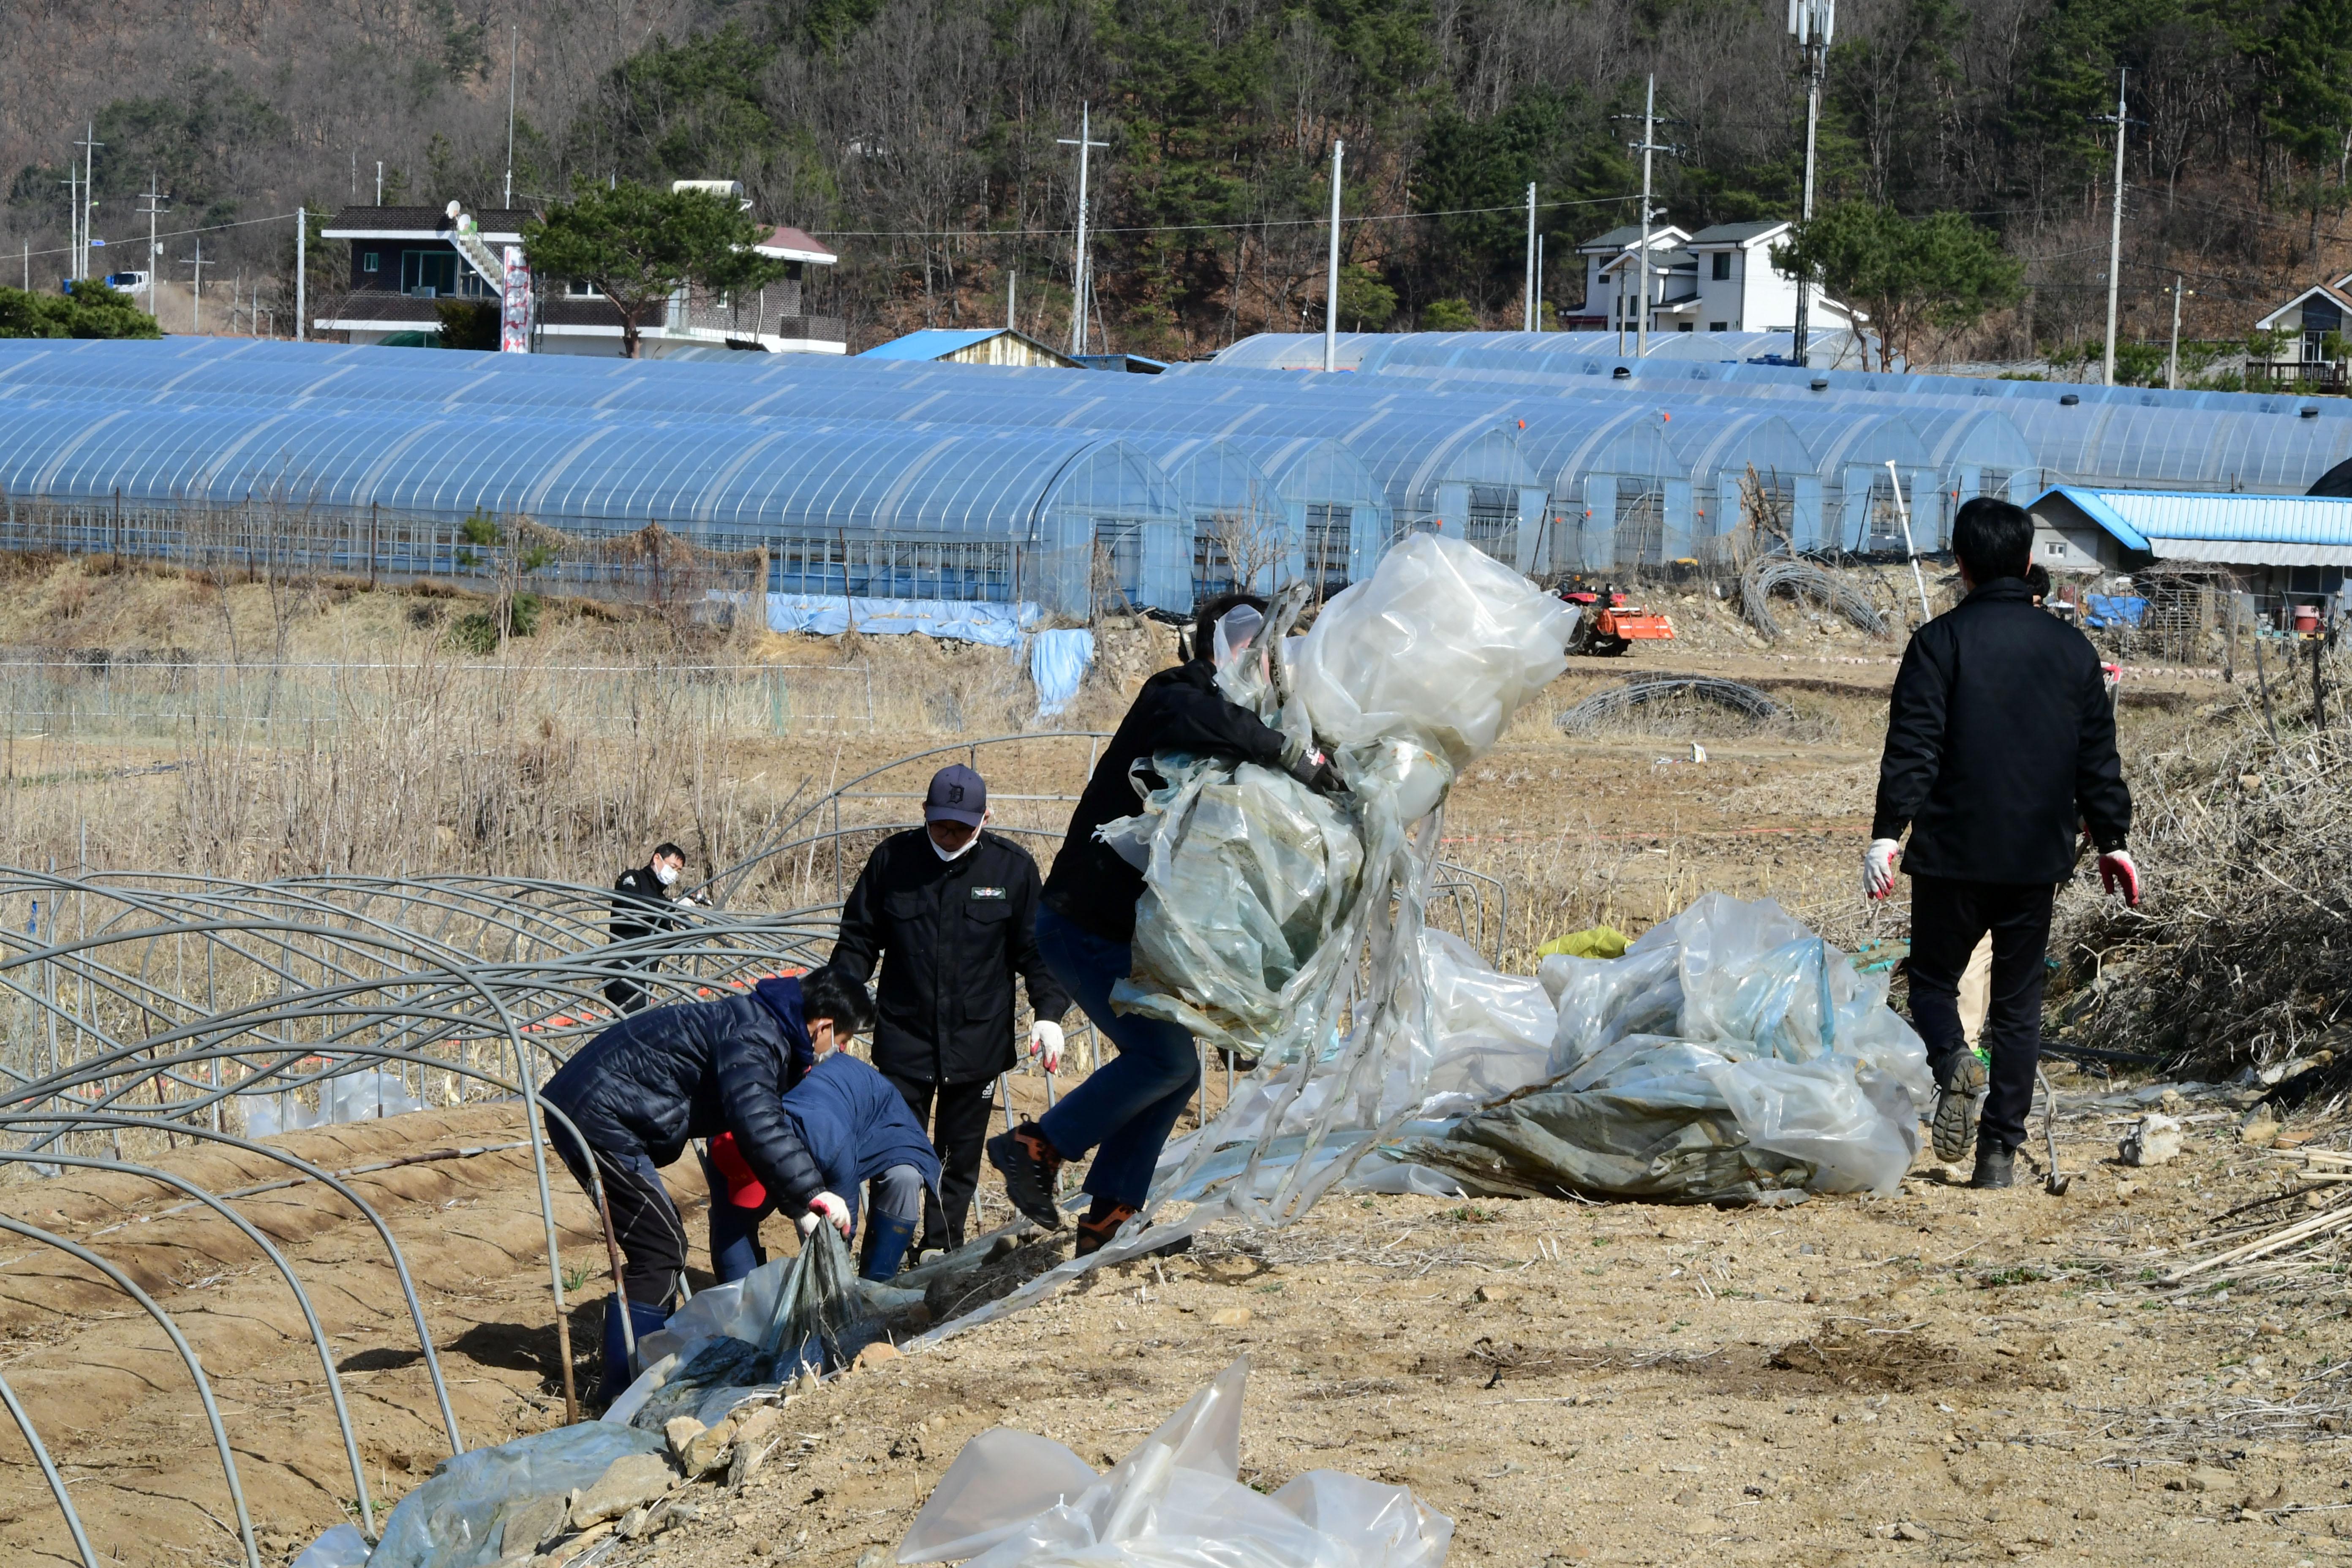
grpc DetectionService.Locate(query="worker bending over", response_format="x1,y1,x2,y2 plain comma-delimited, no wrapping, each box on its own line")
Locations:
1867,498,2137,1189
540,966,868,1402
701,985,943,1285
991,593,1341,1254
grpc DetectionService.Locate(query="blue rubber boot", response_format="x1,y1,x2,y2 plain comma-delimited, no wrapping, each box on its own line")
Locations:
597,1296,672,1407
859,1213,918,1282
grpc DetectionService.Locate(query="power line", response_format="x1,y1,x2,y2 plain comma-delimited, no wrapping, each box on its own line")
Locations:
11,210,301,264
805,191,1644,242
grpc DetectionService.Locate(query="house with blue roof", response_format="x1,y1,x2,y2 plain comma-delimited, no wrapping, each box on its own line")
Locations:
859,327,1078,368
2026,485,2352,616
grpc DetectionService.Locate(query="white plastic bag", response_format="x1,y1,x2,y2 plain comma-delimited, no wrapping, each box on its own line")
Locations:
896,1358,1451,1568
1289,532,1576,769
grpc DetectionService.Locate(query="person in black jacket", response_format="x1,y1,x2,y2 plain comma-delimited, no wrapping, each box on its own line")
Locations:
826,763,1073,1258
1867,497,2138,1189
988,593,1341,1255
604,842,704,1013
540,966,867,1402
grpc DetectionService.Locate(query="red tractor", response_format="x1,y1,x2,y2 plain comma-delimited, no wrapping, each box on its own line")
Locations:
1561,584,1677,657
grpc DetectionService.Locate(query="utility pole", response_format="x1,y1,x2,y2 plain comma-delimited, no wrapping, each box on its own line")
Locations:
75,124,103,283
183,239,204,333
1535,233,1545,332
60,169,76,283
1788,0,1832,363
1523,182,1537,332
139,174,166,318
2167,275,2191,390
376,162,384,205
1324,139,1345,371
1058,105,1107,358
1633,76,1659,357
1006,269,1017,332
2096,68,2129,387
504,25,519,208
295,207,306,343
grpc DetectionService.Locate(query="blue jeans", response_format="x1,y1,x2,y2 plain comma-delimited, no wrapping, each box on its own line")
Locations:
1034,905,1201,1208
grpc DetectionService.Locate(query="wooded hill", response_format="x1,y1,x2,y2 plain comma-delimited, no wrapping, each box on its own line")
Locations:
2,0,2347,360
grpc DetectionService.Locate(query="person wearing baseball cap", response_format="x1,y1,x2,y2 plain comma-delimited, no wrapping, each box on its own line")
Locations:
825,763,1071,1262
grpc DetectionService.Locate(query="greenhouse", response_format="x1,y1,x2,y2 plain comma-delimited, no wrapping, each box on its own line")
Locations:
1650,407,1822,555
1130,434,1287,600
1214,434,1391,590
0,385,1187,616
1774,409,1937,553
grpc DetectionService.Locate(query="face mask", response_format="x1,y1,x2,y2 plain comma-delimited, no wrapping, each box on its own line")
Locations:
929,828,981,862
653,861,680,887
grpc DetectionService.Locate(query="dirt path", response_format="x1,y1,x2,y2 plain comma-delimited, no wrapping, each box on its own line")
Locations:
629,1100,2352,1568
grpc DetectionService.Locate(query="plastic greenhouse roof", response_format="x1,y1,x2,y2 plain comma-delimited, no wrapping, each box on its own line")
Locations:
0,389,1179,542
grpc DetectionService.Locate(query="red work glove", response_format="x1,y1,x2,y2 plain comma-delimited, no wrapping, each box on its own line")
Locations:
798,1191,851,1239
2098,849,2140,907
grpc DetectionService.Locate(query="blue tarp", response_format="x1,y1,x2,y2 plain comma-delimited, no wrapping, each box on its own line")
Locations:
2083,593,2148,629
1031,629,1095,716
762,595,1039,647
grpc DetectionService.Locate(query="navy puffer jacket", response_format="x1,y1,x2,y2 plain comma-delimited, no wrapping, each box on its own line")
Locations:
542,977,825,1213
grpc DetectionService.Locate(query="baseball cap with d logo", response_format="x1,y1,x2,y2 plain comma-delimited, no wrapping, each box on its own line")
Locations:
923,763,987,827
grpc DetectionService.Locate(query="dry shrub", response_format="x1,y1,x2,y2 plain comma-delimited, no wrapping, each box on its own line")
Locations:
2052,664,2352,1091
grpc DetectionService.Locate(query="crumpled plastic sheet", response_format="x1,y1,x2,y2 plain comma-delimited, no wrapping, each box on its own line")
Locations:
366,1421,668,1568
1403,894,1933,1203
605,1226,922,1430
1031,628,1096,717
896,1357,1451,1568
242,1069,430,1137
289,1523,369,1568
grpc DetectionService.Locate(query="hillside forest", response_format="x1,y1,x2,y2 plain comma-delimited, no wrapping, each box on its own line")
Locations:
1,0,2348,362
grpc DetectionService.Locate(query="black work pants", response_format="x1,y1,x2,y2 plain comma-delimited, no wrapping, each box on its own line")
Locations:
1906,875,2054,1152
544,1113,689,1308
884,1072,997,1251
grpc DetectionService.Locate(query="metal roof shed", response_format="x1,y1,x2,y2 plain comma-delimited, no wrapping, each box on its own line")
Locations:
2027,485,2352,574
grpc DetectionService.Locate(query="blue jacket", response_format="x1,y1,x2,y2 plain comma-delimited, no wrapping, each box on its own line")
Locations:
781,1051,942,1226
542,977,823,1210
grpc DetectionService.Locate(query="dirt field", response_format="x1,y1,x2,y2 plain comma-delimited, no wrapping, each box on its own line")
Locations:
0,561,2331,1567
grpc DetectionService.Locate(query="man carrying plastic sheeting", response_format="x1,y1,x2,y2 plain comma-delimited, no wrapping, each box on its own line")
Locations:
700,985,942,1286
828,764,1072,1263
1867,496,2137,1190
539,966,868,1404
990,593,1343,1256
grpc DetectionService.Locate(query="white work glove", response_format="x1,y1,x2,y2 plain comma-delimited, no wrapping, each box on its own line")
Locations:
798,1191,851,1239
2099,849,2141,907
1863,838,1903,900
1028,1020,1064,1075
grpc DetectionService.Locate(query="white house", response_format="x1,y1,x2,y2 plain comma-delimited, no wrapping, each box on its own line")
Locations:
2251,275,2349,390
1567,219,1863,339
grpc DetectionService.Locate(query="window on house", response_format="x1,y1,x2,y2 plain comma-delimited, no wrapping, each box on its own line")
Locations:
566,279,604,297
363,251,379,273
400,249,458,297
1677,321,1694,332
1711,252,1731,281
1709,321,1728,332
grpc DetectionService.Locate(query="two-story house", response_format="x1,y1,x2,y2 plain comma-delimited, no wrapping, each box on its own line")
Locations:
1565,220,1862,341
315,194,844,355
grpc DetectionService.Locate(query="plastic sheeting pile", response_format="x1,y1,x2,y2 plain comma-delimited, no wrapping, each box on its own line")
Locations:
896,1358,1451,1568
605,1225,920,1430
1404,894,1932,1203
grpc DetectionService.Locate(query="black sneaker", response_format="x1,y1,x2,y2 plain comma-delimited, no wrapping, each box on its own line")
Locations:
1970,1141,2015,1189
986,1122,1066,1230
1932,1051,1989,1165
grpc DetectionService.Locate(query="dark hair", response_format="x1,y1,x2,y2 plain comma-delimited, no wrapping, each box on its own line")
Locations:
2025,564,2052,602
1189,591,1269,664
1952,498,2033,583
651,842,686,863
800,965,874,1034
